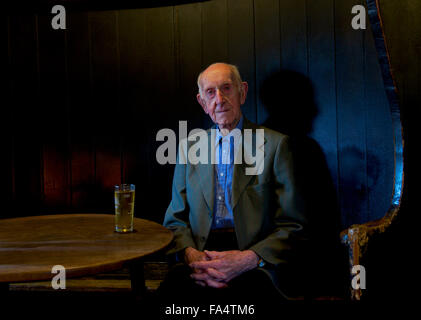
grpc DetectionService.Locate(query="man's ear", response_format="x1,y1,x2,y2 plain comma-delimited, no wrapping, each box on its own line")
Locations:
240,82,248,105
197,93,208,114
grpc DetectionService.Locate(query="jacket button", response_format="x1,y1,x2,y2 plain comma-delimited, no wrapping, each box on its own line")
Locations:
200,236,206,242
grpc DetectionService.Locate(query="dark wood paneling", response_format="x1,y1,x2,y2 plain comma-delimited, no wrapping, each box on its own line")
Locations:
279,0,308,75
37,13,70,211
67,11,96,211
335,0,368,227
307,0,338,190
142,7,176,117
90,11,122,212
4,0,400,231
4,17,14,218
254,0,280,124
227,0,256,123
118,8,148,208
141,6,176,221
9,14,42,217
201,0,228,66
175,2,203,128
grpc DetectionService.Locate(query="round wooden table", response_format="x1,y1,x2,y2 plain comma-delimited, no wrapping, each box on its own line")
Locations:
0,214,173,293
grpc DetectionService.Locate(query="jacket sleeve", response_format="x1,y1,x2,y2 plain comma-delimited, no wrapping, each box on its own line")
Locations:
249,135,309,266
163,147,197,255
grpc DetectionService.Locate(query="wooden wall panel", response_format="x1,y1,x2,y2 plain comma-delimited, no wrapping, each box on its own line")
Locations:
175,2,203,129
4,17,14,218
37,13,70,211
9,14,42,217
118,8,148,212
227,0,256,123
335,0,368,227
90,11,122,213
279,0,308,75
201,0,228,66
254,0,280,124
142,7,176,119
141,6,177,221
67,12,96,211
307,0,338,192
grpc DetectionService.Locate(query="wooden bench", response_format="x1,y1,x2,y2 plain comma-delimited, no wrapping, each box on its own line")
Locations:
8,261,168,294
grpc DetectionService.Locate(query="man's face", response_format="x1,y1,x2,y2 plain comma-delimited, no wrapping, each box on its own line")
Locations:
197,64,248,130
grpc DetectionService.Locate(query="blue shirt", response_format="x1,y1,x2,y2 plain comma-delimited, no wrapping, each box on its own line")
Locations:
212,116,243,229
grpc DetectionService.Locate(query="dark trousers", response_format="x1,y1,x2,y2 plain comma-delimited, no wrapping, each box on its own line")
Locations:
153,230,287,319
157,263,283,303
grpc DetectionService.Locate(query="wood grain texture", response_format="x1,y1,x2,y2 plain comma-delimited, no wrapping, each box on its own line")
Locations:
0,214,173,283
9,262,169,292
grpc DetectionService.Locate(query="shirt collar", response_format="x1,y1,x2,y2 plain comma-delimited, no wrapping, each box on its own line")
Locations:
215,116,243,146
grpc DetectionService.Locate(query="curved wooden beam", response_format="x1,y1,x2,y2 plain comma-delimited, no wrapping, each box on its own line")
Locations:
340,0,404,300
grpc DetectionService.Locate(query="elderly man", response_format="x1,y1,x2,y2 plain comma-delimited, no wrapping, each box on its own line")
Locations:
159,62,309,305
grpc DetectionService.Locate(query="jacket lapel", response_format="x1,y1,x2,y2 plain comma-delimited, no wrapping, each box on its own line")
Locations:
231,118,266,210
195,129,215,214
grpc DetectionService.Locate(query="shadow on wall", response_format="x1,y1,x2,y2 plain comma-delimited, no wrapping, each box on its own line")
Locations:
260,70,348,297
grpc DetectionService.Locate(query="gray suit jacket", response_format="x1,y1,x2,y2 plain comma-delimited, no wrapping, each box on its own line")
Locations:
163,118,310,298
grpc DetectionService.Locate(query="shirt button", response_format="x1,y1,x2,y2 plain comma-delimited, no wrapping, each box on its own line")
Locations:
220,173,224,177
218,196,222,200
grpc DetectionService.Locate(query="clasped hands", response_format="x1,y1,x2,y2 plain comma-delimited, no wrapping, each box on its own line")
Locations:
184,247,259,288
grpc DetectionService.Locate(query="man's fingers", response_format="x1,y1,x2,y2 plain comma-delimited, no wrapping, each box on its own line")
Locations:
191,268,227,282
204,250,222,259
193,275,226,289
205,278,228,289
190,260,220,270
206,268,226,280
190,272,211,281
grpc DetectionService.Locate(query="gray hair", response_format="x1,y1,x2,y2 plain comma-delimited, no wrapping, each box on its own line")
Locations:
197,63,243,97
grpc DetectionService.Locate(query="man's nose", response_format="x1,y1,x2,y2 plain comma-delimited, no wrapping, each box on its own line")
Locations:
215,89,224,104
